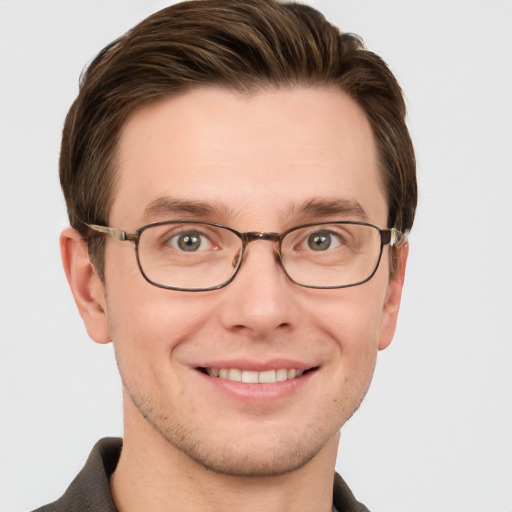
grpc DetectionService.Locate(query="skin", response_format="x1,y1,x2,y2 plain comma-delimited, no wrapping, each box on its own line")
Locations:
61,86,408,512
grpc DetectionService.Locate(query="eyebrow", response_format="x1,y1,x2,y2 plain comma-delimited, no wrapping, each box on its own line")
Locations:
286,198,368,222
141,196,367,225
142,197,236,223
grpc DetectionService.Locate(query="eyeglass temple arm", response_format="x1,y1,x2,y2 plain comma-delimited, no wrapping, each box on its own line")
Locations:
385,227,406,247
87,223,130,242
380,228,404,247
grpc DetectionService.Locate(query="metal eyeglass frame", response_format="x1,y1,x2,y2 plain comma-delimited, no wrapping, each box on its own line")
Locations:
86,220,402,292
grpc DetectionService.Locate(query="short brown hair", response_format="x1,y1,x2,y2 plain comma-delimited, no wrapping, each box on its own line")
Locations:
60,0,417,279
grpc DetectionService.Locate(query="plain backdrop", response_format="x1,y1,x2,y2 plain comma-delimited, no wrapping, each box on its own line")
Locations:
1,1,511,511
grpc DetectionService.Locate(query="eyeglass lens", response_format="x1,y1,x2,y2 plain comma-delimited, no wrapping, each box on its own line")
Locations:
136,221,384,291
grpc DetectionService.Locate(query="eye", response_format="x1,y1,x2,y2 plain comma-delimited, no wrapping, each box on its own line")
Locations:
306,229,343,251
168,230,214,252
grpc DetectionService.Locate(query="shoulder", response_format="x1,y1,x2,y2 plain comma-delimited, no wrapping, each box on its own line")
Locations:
333,472,371,512
30,438,122,512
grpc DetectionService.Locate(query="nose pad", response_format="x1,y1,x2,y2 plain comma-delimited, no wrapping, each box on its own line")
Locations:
231,242,283,273
273,244,283,266
232,249,242,269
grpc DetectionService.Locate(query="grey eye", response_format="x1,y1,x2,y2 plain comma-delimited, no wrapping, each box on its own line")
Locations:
176,231,204,251
307,230,333,251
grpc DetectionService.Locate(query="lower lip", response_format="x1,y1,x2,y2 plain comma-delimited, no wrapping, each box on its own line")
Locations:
196,369,315,403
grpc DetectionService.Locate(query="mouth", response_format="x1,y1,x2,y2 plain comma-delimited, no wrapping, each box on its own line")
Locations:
198,367,315,383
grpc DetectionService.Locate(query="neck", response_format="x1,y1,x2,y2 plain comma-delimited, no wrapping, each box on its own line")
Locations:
111,402,340,512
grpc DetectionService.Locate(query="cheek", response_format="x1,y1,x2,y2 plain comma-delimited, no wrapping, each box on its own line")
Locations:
307,290,384,427
313,279,388,351
105,290,214,407
103,244,205,346
107,289,210,348
104,263,221,378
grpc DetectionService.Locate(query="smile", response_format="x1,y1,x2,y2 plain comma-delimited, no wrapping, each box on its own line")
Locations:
203,368,306,383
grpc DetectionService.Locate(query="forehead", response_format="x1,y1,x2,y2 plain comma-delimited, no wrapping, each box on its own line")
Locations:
111,86,387,228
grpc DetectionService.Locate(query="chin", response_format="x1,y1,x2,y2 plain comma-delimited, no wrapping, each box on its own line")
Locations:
140,401,346,478
166,428,333,478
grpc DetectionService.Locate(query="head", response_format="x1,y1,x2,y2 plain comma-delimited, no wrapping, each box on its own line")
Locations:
60,0,416,281
60,0,417,478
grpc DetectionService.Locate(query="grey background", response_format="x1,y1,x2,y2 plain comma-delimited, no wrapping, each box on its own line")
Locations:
1,1,511,510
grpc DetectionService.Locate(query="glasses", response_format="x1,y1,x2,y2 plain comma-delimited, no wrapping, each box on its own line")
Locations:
86,220,402,292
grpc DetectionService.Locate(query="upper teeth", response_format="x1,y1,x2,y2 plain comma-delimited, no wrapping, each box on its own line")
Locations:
206,368,304,383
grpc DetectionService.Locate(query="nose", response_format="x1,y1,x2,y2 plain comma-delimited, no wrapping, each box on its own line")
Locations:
217,240,301,338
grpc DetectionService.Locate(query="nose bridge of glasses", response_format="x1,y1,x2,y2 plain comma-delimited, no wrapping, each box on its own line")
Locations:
242,231,281,243
238,231,282,267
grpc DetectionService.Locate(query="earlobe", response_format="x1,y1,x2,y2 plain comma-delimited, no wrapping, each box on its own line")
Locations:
378,242,409,351
60,227,111,344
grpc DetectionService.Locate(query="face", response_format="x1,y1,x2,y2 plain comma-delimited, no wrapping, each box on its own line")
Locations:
83,86,405,476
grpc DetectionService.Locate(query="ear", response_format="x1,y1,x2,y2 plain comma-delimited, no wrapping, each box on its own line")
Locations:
378,242,409,350
60,227,111,344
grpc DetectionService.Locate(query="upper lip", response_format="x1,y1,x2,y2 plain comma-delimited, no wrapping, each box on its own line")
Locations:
195,359,316,372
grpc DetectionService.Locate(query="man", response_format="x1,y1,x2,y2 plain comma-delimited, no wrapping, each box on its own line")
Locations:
36,0,416,510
